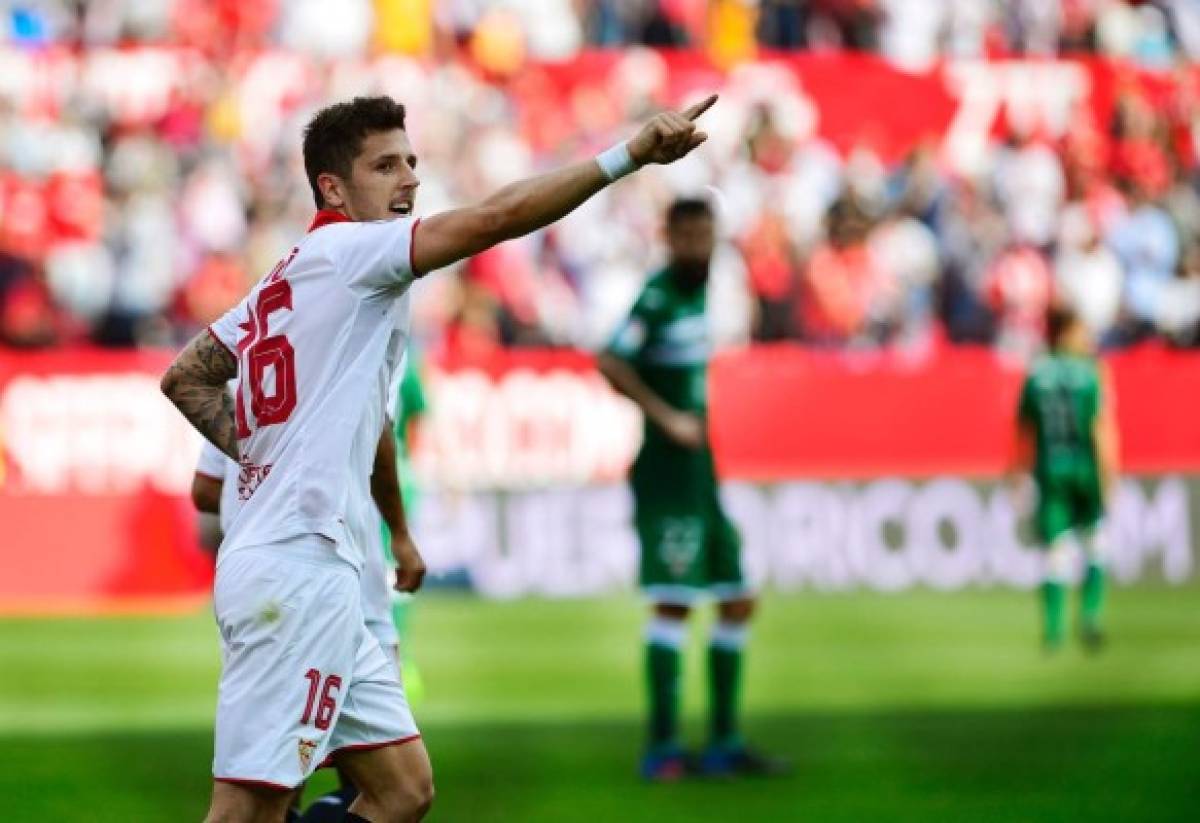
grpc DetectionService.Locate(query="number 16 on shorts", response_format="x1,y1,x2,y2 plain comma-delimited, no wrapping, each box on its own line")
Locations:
301,669,342,730
297,669,341,773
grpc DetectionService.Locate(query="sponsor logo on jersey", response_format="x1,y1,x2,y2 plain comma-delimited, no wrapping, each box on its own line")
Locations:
237,459,274,501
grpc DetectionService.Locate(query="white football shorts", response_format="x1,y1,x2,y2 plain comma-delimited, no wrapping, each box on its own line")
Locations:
211,536,419,789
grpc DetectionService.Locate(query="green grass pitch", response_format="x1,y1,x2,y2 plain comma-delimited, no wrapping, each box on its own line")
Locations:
2,585,1198,821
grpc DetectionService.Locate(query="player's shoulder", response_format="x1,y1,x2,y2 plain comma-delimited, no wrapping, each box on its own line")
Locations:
283,221,390,283
1026,354,1055,381
1062,353,1100,382
635,269,673,312
301,219,364,254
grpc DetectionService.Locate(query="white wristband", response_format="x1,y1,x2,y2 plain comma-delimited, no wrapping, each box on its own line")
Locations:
596,141,636,182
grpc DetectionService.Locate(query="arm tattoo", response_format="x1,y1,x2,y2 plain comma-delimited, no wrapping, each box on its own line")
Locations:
161,332,240,461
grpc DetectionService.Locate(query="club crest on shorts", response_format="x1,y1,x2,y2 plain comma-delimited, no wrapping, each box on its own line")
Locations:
298,738,318,772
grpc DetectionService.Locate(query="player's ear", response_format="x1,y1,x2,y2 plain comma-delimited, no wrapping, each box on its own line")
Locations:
318,172,346,209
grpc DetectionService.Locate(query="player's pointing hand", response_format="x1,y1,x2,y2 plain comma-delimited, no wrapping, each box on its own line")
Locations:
627,94,718,167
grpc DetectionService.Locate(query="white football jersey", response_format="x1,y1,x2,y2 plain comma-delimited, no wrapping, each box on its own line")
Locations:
355,337,411,649
208,211,419,571
195,440,240,534
196,435,399,649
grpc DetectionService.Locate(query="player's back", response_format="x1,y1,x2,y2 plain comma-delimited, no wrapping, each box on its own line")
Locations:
209,213,419,569
1019,353,1101,480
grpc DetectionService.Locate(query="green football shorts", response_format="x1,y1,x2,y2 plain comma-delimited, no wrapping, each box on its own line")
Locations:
1035,473,1103,545
636,501,747,604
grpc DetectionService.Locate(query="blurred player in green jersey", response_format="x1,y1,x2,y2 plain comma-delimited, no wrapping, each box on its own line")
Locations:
1014,304,1120,652
599,198,784,781
384,352,429,702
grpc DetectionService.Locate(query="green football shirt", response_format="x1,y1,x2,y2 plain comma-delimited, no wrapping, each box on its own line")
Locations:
1018,353,1102,483
605,268,717,507
606,269,709,422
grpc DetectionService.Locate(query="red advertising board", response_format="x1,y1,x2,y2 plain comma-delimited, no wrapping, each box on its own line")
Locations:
3,345,1197,612
0,349,211,613
710,343,1200,479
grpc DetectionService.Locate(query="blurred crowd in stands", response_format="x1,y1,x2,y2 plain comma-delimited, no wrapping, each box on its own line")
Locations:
2,0,1200,360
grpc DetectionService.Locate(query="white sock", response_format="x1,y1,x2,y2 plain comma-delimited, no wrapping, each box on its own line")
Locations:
710,621,748,651
646,616,687,649
1045,536,1075,584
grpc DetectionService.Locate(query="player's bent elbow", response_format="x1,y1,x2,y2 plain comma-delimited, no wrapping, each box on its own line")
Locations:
191,478,221,514
595,353,622,384
160,368,181,403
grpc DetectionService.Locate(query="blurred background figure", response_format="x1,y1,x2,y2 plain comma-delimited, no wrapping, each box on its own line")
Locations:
1013,303,1119,652
600,198,785,782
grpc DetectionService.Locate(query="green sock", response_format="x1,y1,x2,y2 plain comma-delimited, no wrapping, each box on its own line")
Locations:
1041,581,1067,648
1081,563,1106,630
708,622,746,749
646,642,681,752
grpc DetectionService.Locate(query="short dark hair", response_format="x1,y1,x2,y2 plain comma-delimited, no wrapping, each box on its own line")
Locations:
666,197,714,227
302,96,408,208
1046,302,1082,348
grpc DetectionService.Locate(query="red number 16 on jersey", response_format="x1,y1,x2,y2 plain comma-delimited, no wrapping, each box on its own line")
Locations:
236,252,299,438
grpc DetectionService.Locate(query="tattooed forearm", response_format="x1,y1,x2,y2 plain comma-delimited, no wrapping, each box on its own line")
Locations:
161,331,240,461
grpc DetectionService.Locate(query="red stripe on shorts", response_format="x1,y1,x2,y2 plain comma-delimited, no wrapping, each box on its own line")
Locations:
317,733,423,769
214,776,293,792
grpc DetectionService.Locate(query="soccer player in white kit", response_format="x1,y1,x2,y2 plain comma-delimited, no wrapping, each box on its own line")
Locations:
194,393,408,821
194,383,410,670
161,93,717,823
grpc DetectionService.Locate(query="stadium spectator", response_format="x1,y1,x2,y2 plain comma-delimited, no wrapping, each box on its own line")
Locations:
1055,204,1125,341
0,250,59,347
984,241,1055,360
1107,179,1181,341
1158,242,1200,344
800,197,895,344
868,204,940,347
4,1,1200,358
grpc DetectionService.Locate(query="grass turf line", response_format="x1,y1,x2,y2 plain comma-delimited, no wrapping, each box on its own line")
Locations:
1,586,1198,821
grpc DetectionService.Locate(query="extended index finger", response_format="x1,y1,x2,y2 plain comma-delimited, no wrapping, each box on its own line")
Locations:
681,93,718,122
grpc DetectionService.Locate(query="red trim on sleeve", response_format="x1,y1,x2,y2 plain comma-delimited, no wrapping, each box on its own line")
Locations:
409,217,423,278
308,209,352,232
206,326,235,359
317,734,422,769
213,776,294,791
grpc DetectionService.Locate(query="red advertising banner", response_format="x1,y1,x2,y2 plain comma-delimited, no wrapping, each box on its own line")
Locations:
2,344,1198,612
710,343,1200,480
0,349,211,613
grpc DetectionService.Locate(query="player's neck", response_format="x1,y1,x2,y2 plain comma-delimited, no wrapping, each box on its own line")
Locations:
309,209,353,231
668,263,708,293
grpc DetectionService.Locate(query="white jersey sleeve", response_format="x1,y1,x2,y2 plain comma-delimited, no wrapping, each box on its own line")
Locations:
325,218,421,299
208,292,250,359
195,440,228,480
